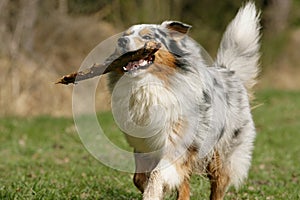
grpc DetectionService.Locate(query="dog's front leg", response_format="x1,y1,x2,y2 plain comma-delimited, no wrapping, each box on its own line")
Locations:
133,172,148,193
133,150,159,193
143,170,164,200
133,152,148,193
176,177,190,200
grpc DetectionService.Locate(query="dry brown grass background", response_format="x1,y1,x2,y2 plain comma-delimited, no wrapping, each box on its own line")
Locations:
1,14,116,116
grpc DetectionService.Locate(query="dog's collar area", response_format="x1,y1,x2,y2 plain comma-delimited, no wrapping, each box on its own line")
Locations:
122,55,155,72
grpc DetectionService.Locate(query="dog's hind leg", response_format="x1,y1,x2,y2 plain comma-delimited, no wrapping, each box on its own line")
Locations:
207,151,230,200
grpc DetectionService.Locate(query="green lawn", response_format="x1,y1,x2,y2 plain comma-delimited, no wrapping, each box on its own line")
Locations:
0,89,299,199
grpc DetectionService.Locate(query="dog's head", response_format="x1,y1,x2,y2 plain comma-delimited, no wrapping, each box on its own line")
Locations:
109,21,203,78
117,21,191,53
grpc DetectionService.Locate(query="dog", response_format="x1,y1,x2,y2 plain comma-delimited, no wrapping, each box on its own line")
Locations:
105,2,260,200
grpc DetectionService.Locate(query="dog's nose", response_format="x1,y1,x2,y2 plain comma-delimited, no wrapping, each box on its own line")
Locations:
117,37,129,48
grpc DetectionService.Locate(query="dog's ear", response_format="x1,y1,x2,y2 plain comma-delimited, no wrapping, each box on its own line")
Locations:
161,21,192,34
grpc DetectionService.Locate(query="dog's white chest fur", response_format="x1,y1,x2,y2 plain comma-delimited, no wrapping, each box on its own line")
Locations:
111,73,181,152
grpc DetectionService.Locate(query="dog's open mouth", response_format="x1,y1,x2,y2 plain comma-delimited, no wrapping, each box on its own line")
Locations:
122,55,155,72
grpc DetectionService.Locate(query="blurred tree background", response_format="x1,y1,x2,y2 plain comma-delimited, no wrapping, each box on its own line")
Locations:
0,0,299,116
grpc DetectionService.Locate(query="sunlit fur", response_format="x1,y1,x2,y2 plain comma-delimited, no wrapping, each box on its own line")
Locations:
108,2,260,200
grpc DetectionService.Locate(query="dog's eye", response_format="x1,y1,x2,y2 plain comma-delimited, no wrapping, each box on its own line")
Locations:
142,35,152,40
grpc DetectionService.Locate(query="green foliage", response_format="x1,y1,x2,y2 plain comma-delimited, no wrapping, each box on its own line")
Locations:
1,90,300,199
290,0,300,27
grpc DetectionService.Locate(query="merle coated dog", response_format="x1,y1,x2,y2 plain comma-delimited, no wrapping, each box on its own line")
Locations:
106,2,260,200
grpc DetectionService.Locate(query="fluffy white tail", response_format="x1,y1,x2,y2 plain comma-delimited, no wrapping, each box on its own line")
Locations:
216,2,260,98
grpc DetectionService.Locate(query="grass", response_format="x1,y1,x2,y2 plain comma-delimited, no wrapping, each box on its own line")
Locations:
0,89,300,199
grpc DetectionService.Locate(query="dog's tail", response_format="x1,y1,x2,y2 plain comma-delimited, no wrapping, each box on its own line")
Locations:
216,2,260,99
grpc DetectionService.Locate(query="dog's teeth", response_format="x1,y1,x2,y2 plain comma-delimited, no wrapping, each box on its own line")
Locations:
140,60,148,66
123,58,152,73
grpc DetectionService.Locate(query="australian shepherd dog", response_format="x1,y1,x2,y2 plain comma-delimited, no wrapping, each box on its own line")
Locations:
106,2,260,200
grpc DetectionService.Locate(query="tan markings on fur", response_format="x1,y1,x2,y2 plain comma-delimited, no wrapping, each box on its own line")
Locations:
207,151,230,200
168,133,175,146
124,29,134,36
147,49,177,84
172,119,185,136
139,28,152,37
147,64,175,85
177,178,190,200
154,49,177,69
134,172,148,193
168,118,185,146
181,145,198,176
133,37,144,47
175,145,198,200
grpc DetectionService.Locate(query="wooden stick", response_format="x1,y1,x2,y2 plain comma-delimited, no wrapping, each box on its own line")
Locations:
56,41,161,85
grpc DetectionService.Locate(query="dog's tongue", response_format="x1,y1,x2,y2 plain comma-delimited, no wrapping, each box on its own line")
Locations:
123,59,149,72
123,61,138,71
